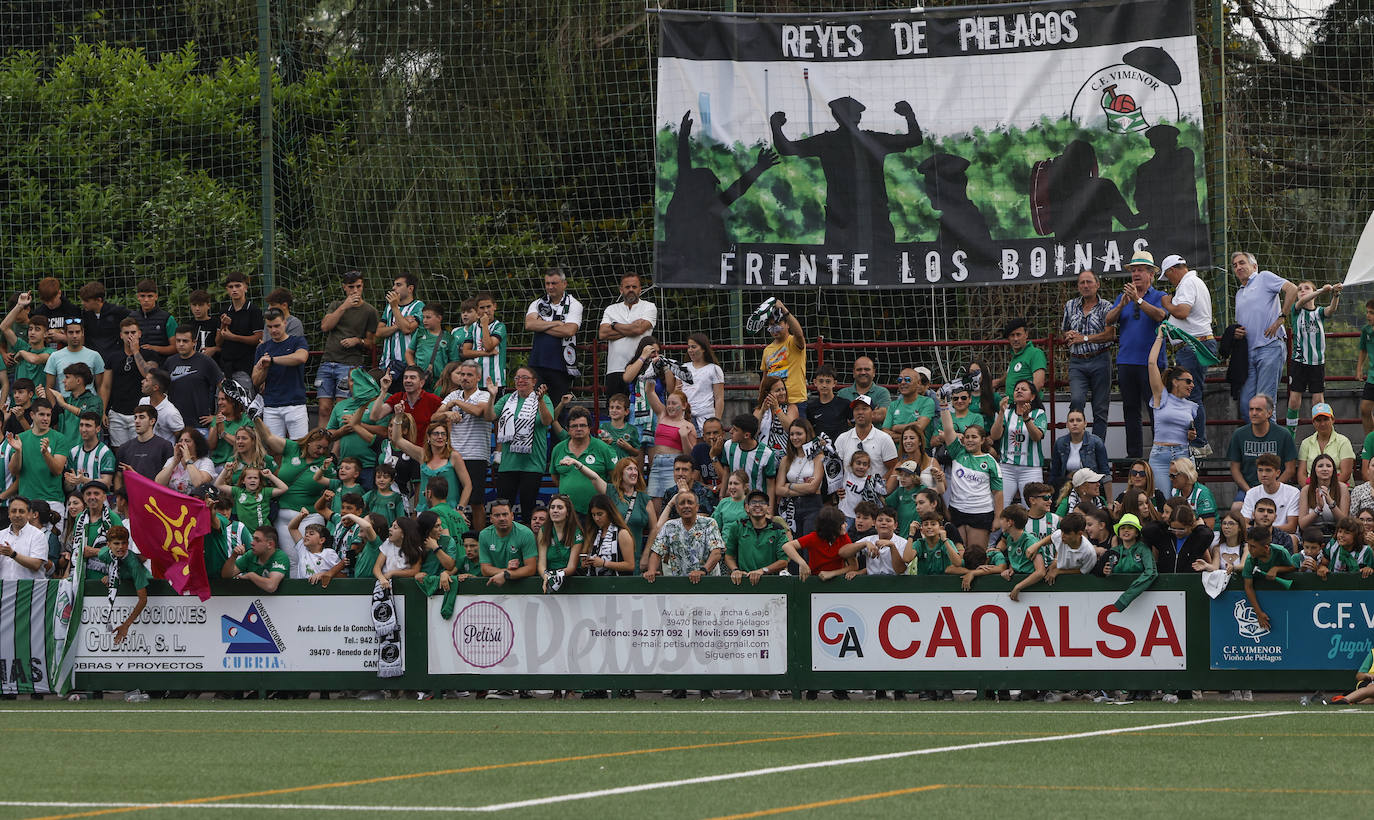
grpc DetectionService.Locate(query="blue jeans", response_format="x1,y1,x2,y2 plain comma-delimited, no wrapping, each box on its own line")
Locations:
1242,340,1285,421
1174,338,1218,447
314,360,355,400
1069,351,1112,441
1149,443,1191,490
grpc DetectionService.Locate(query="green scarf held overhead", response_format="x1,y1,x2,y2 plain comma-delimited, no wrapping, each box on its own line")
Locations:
334,368,381,417
1160,324,1221,367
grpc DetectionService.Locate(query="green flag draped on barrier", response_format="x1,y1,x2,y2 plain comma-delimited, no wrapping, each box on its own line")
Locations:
0,576,84,696
1160,323,1221,367
335,368,381,417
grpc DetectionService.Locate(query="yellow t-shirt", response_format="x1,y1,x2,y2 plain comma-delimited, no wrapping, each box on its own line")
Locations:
762,335,806,406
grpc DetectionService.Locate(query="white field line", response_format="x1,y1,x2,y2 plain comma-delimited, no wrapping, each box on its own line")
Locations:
0,707,1349,716
0,711,1297,814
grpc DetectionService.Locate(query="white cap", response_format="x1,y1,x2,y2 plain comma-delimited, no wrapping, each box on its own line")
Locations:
1158,254,1187,279
1072,467,1108,487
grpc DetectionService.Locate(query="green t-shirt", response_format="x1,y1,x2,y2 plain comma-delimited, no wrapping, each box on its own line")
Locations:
275,439,330,512
420,534,461,577
1004,530,1038,574
723,518,788,572
365,489,406,526
16,427,64,502
551,437,619,513
56,389,103,443
598,420,641,454
885,486,919,539
327,479,365,519
542,528,583,573
232,487,273,531
908,537,958,575
97,547,151,590
353,536,383,579
1362,325,1374,383
202,513,231,578
932,409,986,439
712,497,745,531
982,547,1008,568
1242,544,1297,579
326,403,379,469
492,393,555,473
478,523,538,569
413,328,453,384
428,503,469,544
209,416,252,465
1005,343,1048,393
883,395,936,432
11,336,47,386
236,547,292,578
836,384,892,411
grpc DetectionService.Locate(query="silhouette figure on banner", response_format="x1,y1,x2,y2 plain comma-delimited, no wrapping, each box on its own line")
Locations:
662,110,779,279
770,97,923,249
1134,124,1208,263
1032,139,1144,241
918,152,996,271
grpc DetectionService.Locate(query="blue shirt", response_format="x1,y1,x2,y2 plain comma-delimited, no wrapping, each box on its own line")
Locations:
1235,269,1289,352
1150,391,1197,444
255,335,308,406
1114,288,1167,367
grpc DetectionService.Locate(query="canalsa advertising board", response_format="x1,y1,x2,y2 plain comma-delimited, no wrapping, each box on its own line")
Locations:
811,592,1187,671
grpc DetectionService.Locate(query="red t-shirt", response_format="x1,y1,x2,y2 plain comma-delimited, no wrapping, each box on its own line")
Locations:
798,531,851,573
387,391,441,444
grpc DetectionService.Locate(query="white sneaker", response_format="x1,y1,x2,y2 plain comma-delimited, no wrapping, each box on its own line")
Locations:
1242,690,1254,702
356,691,384,701
1225,689,1244,702
485,690,515,700
1042,691,1063,703
1162,693,1180,704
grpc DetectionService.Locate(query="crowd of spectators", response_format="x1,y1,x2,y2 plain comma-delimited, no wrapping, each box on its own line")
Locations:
0,253,1368,700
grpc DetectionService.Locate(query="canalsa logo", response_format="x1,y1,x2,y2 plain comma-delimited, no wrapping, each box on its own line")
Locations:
452,601,515,668
221,602,283,654
816,606,866,658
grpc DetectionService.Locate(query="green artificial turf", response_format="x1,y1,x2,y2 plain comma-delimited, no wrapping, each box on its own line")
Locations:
1,700,1367,819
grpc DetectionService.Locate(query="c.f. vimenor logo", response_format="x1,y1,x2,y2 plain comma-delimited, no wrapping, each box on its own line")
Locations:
1070,46,1183,134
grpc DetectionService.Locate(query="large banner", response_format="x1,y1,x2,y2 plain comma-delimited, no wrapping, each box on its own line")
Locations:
75,594,403,674
1210,590,1374,670
811,591,1187,671
427,594,787,676
654,0,1208,288
0,580,82,695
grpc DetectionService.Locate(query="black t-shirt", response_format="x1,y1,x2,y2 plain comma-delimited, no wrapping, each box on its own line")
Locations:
185,316,220,355
30,297,81,347
691,441,721,493
218,300,264,375
805,395,853,442
118,435,174,480
105,351,146,415
166,352,223,427
82,302,131,362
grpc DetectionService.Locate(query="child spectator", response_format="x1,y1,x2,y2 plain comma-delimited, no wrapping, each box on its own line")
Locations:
598,393,642,462
1000,505,1046,601
408,303,452,389
781,505,854,582
365,464,407,526
375,517,425,590
838,450,883,528
936,399,1002,550
3,294,51,389
50,363,102,441
1195,510,1248,574
1106,513,1158,611
95,526,148,644
215,465,288,532
289,509,341,584
1240,525,1298,630
886,461,921,539
1241,452,1300,532
1286,281,1340,429
1294,526,1328,574
465,291,506,389
844,505,907,576
903,511,962,577
1043,512,1099,583
803,364,852,443
1323,517,1374,578
1022,481,1061,544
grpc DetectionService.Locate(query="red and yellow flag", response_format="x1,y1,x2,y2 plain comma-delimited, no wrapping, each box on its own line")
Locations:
123,471,213,601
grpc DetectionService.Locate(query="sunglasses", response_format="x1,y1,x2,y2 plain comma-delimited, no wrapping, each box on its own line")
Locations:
896,377,913,383
1168,472,1180,479
1129,470,1147,477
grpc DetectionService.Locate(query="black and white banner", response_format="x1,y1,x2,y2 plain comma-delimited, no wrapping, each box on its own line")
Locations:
654,0,1208,288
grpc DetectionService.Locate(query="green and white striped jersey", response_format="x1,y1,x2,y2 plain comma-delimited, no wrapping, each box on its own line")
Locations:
1025,511,1061,560
1290,305,1327,365
465,320,507,388
720,440,779,493
68,441,115,484
998,407,1046,468
380,298,425,364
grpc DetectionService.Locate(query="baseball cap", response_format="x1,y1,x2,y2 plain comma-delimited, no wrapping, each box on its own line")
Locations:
1114,513,1143,534
896,460,920,474
849,394,873,408
1158,254,1186,279
80,480,109,495
1071,468,1108,487
913,366,932,381
1313,403,1334,419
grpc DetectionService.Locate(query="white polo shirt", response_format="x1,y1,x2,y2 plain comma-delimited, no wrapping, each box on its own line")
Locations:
600,299,658,374
1167,269,1214,338
0,522,49,581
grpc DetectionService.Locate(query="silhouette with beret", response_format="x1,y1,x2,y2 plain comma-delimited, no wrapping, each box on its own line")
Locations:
662,111,779,279
1134,124,1207,262
770,97,922,249
918,152,996,270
